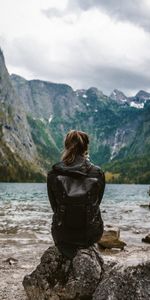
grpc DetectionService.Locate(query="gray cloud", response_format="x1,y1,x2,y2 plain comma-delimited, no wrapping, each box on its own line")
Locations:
68,0,150,31
41,8,66,19
41,7,79,25
1,1,150,98
67,64,150,96
7,36,150,97
92,65,150,96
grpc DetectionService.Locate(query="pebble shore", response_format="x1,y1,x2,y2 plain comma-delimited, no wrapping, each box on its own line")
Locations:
0,240,149,300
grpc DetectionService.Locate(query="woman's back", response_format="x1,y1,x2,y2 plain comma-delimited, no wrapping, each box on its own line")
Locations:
47,130,105,258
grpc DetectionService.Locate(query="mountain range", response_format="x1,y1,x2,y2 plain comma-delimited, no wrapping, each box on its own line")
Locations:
0,48,150,183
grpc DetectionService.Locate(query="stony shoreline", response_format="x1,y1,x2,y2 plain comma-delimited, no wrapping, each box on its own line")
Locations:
0,241,150,300
0,243,49,300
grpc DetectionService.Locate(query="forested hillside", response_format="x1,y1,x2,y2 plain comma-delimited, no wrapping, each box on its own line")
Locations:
0,49,150,183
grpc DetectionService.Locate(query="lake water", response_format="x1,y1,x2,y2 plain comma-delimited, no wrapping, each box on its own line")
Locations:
0,183,149,249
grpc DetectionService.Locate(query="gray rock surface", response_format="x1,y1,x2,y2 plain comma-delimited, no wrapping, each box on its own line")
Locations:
23,245,104,300
10,74,84,119
93,261,150,300
0,49,47,180
0,49,37,161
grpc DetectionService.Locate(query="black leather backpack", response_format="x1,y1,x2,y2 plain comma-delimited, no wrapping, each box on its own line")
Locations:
55,174,101,231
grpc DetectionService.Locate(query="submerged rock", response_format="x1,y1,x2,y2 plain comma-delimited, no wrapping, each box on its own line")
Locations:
98,230,126,250
4,257,18,265
140,204,150,209
23,245,104,300
142,234,150,244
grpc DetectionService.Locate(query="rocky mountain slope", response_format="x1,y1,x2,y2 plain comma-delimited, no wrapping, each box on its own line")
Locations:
0,49,46,181
0,49,150,182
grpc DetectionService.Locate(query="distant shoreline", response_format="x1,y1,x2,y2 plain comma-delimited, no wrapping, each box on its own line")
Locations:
0,181,150,184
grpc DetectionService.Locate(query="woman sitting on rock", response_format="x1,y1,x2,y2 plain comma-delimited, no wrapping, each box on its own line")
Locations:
47,130,105,258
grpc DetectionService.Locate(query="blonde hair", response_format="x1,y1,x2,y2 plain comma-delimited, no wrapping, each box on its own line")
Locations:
61,130,89,165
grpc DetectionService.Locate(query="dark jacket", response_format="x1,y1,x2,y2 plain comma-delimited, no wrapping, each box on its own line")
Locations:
47,155,105,249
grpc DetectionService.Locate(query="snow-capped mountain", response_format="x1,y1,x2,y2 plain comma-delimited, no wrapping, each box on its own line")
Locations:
110,89,128,103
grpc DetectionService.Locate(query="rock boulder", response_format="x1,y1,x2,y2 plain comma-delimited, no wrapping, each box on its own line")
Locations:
142,234,150,244
23,245,104,300
93,261,150,300
23,245,150,300
98,230,126,250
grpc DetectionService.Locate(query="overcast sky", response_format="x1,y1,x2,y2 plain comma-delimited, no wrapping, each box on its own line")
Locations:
0,0,150,96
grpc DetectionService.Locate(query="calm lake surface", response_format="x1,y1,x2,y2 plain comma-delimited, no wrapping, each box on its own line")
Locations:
0,183,149,248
